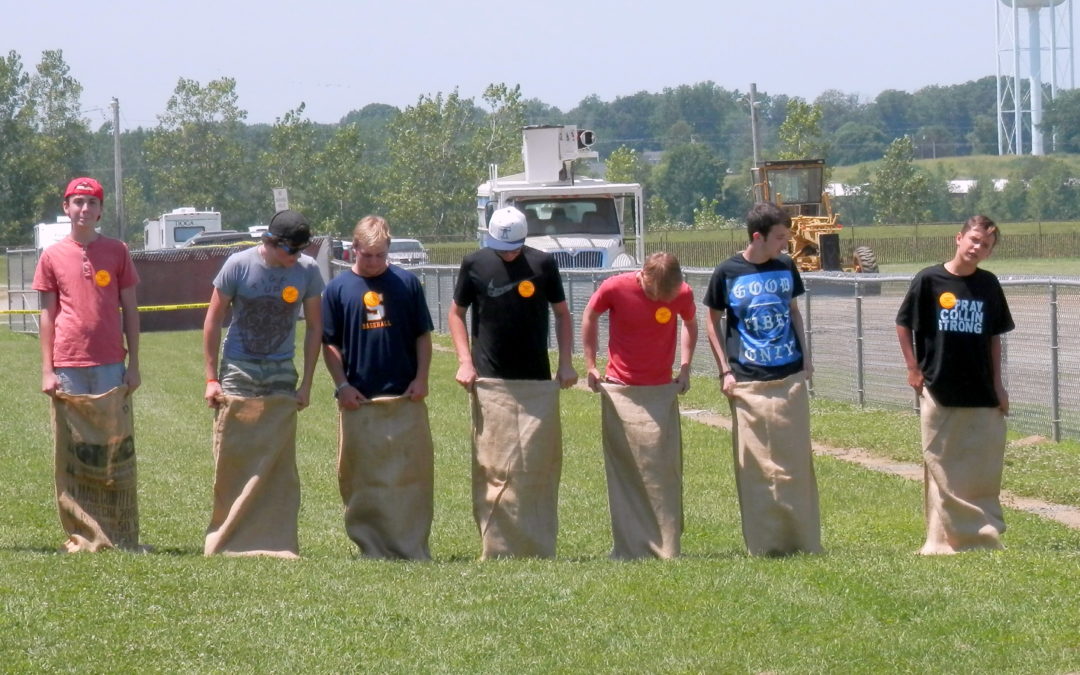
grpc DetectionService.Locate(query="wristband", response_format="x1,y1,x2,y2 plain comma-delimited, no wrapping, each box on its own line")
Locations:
721,371,733,377
334,382,350,398
207,378,219,384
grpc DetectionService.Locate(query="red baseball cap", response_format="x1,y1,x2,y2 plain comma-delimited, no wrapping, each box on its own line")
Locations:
64,177,104,202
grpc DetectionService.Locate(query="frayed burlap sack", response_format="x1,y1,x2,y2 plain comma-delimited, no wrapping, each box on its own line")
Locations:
600,382,683,559
205,395,300,559
471,378,562,559
52,386,139,552
338,396,434,560
729,373,822,556
919,389,1007,555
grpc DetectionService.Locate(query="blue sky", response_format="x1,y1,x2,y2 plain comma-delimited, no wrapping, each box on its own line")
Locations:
6,0,1078,128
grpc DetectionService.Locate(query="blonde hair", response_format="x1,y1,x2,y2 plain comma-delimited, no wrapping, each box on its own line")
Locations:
641,251,683,300
353,215,391,250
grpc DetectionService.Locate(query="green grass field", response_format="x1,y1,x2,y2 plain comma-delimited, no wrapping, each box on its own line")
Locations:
3,328,1080,672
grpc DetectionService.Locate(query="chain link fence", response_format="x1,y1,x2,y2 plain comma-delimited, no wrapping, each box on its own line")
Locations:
402,263,1080,443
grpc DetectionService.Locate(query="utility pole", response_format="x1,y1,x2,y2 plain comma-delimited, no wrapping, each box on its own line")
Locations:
111,98,125,241
749,83,761,168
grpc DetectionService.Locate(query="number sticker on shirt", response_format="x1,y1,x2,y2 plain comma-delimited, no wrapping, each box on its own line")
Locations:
655,307,672,324
518,280,535,298
94,270,111,287
281,286,299,303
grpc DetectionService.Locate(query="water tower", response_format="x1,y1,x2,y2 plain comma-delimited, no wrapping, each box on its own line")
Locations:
996,0,1075,155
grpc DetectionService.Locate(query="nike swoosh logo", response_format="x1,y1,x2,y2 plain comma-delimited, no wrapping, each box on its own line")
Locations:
487,280,519,297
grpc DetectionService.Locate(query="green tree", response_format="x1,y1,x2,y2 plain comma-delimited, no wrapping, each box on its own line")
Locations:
604,145,650,186
870,136,933,224
1041,89,1080,152
382,84,524,238
650,143,726,224
777,99,828,160
831,122,889,166
146,77,249,219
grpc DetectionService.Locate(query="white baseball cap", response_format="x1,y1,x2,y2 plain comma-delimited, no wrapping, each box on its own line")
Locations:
484,207,528,251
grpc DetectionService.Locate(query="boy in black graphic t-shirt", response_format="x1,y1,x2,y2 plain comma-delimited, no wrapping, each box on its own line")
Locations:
896,215,1015,554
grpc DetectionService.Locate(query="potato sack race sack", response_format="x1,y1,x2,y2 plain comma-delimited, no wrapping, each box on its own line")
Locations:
729,373,822,556
338,396,434,560
919,389,1007,555
599,382,683,559
471,378,562,559
205,395,300,559
52,386,139,552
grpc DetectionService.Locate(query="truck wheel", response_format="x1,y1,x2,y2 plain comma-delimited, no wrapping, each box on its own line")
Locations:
853,246,879,273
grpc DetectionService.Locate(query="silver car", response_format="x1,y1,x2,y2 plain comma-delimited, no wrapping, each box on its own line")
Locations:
388,238,429,266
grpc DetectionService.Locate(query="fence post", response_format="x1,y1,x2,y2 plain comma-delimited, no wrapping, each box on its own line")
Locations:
855,278,865,408
1050,281,1061,442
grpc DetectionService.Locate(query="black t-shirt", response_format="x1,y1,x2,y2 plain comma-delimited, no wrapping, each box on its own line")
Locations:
703,253,806,382
453,247,566,380
896,264,1014,407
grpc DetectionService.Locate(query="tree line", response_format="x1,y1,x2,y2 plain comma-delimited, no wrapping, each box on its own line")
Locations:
3,49,1080,246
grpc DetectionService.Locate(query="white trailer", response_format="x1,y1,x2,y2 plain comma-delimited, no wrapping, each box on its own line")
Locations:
476,125,644,269
34,217,72,250
144,208,222,249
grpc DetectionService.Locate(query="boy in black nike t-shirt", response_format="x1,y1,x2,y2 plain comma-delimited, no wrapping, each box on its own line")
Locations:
896,215,1015,554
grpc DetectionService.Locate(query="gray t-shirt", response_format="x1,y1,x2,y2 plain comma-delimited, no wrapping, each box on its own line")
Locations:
214,246,325,361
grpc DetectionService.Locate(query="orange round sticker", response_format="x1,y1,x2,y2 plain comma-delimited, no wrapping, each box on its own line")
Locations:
281,286,299,303
938,292,957,309
655,307,672,324
363,291,381,307
94,270,111,287
518,280,535,298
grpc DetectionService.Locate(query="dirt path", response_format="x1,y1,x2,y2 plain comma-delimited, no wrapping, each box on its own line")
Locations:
680,408,1080,530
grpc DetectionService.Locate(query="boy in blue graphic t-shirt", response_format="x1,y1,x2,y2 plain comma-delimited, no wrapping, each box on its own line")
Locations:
896,215,1015,555
704,202,821,556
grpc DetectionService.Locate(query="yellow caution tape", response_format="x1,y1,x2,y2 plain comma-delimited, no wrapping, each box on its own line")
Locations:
0,302,210,315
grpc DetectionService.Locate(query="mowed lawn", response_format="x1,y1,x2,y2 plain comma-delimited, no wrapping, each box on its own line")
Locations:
2,328,1080,673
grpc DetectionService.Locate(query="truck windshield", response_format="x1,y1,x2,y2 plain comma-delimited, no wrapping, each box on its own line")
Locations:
516,198,619,236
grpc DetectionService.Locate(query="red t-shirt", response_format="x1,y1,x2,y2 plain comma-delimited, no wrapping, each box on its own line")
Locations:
32,236,140,367
587,272,696,385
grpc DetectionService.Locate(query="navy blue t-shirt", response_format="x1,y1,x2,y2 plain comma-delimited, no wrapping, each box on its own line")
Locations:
322,265,434,398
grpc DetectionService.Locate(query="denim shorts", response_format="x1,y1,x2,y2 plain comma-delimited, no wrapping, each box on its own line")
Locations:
56,362,126,395
220,357,298,398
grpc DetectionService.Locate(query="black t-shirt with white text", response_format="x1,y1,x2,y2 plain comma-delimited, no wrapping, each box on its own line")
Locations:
896,264,1014,407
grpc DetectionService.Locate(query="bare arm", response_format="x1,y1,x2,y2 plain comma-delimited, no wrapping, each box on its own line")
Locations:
675,316,698,394
39,291,59,396
895,324,923,394
581,305,603,392
790,299,813,379
405,332,433,401
322,342,365,410
202,288,231,408
705,307,735,399
991,334,1008,415
119,285,141,393
448,301,476,391
296,295,323,410
551,300,578,389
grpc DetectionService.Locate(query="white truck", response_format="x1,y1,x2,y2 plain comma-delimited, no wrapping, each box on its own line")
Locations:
143,207,222,249
476,125,644,269
34,217,72,250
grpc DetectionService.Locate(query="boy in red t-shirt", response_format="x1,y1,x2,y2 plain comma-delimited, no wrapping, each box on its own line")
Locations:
32,177,142,552
582,252,697,558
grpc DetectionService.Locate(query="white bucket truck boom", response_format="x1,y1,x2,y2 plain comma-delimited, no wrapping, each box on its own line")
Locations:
143,207,222,249
477,125,644,268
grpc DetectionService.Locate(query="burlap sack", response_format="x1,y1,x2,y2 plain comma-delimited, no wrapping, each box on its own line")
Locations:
729,373,822,556
919,389,1007,555
205,395,300,559
338,396,434,560
52,386,139,552
471,378,562,559
600,382,683,559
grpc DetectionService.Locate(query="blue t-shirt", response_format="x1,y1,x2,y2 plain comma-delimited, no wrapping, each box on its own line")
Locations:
704,253,805,382
322,264,434,398
214,246,325,361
